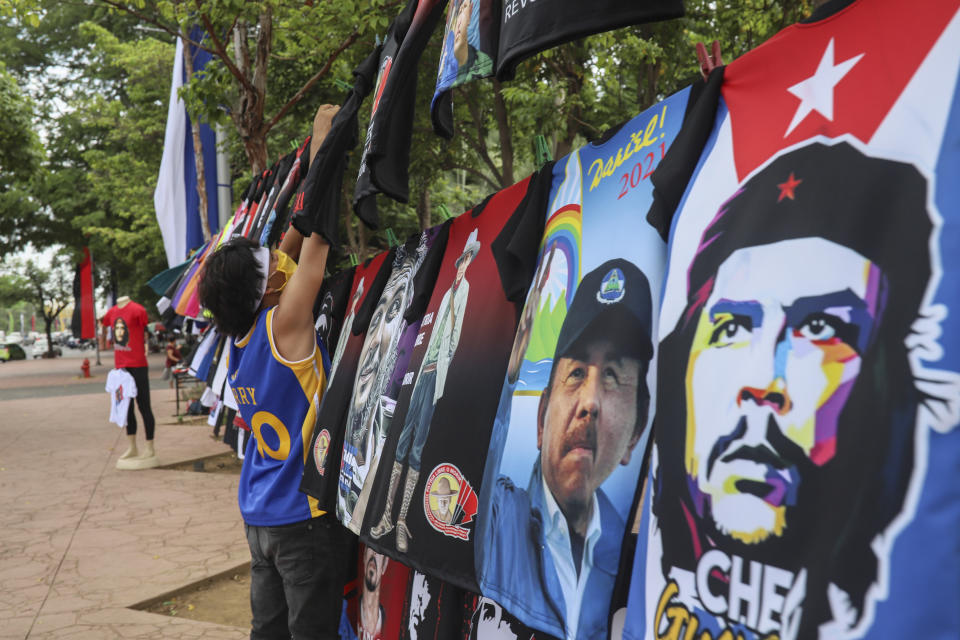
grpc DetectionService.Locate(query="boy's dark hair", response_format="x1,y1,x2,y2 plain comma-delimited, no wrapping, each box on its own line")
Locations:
198,236,264,337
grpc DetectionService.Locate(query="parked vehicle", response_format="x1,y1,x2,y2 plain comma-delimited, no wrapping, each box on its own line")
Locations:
32,339,62,359
7,331,22,344
1,343,26,361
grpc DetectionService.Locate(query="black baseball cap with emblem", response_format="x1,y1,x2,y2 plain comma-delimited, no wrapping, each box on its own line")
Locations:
553,258,654,364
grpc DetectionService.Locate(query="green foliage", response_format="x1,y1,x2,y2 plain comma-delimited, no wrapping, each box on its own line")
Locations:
0,62,42,254
35,18,171,307
0,269,31,307
0,252,72,350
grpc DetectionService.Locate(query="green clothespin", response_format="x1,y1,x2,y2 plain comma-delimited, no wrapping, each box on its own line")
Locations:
349,253,359,267
532,134,552,170
333,79,353,92
290,138,300,151
436,203,453,222
385,227,399,247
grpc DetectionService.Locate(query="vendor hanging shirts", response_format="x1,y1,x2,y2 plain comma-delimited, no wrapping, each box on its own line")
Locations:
625,1,960,639
227,306,329,526
358,168,554,590
473,87,692,640
291,47,382,246
300,250,394,512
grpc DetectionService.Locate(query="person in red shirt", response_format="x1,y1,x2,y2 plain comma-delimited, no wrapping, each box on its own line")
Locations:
101,296,157,468
164,338,181,387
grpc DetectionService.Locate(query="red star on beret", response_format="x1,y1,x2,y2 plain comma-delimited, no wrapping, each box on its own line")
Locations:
777,172,802,202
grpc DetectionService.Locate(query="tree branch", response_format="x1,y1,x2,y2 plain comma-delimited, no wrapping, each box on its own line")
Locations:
96,1,258,95
448,161,500,193
462,91,504,187
198,7,258,95
265,29,360,133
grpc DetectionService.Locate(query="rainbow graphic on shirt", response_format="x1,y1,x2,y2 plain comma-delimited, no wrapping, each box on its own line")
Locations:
541,148,584,309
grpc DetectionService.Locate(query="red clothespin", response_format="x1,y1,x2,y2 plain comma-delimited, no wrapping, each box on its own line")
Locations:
696,40,724,81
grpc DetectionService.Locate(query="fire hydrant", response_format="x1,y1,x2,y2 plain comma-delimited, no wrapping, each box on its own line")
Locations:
81,358,91,378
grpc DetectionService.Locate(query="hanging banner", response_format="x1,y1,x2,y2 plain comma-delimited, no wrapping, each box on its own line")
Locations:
475,87,692,640
71,247,96,339
360,168,553,589
626,2,960,639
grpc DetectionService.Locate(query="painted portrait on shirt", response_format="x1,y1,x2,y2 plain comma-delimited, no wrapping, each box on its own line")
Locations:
361,176,545,590
474,90,690,640
430,0,497,138
340,229,441,533
400,571,464,640
462,593,561,640
636,138,960,640
355,544,411,640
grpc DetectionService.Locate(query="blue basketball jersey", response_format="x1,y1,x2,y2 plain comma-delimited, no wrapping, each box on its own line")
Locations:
228,306,328,525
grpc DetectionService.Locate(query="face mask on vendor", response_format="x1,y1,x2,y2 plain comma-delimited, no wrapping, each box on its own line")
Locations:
268,249,296,293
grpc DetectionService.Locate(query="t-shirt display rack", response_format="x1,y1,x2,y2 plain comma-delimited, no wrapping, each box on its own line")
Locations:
155,1,960,638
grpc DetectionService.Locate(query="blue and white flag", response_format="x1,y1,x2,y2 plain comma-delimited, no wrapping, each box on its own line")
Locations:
154,29,228,268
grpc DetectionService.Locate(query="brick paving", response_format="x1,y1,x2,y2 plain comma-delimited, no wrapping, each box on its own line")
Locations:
0,354,249,639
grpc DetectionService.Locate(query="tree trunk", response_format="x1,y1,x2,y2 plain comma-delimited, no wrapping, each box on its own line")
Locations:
417,186,431,230
43,314,54,359
492,80,514,187
555,43,588,160
229,15,270,175
357,217,368,262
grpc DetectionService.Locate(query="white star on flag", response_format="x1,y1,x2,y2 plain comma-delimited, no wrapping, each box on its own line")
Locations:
784,38,864,137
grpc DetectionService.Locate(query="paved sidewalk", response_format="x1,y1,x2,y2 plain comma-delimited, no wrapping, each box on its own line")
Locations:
0,355,249,639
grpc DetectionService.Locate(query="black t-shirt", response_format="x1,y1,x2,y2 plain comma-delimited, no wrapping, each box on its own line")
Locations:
243,163,276,238
405,219,452,324
355,0,449,227
264,135,311,247
354,5,414,229
496,0,683,81
313,265,356,354
357,167,552,590
300,250,396,511
400,571,465,640
251,152,294,241
461,592,560,640
291,47,383,246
